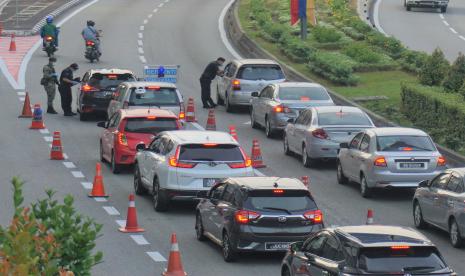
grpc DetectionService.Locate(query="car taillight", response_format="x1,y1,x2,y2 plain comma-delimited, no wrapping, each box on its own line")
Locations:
86,40,95,46
179,103,185,119
273,105,290,113
374,156,387,167
303,210,323,224
235,210,260,224
168,146,196,168
437,156,446,167
123,101,129,109
228,147,252,169
45,36,53,41
312,128,328,140
391,245,410,250
118,133,128,146
81,84,98,92
232,79,241,91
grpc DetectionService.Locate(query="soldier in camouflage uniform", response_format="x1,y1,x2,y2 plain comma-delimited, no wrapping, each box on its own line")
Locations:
42,57,59,114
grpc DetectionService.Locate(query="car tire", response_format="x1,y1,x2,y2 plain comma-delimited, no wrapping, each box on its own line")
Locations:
217,85,224,105
449,218,464,248
284,134,292,156
302,145,316,168
111,151,121,174
413,201,428,229
360,175,373,198
99,141,105,163
265,117,274,138
134,164,147,195
222,232,237,262
79,112,88,121
337,161,348,185
250,108,259,129
195,213,207,241
225,93,233,113
153,177,169,212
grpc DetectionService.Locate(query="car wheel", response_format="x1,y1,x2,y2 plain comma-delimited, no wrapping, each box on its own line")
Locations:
153,177,169,212
111,151,121,174
413,201,428,229
281,266,291,276
79,112,88,121
450,218,464,248
302,145,316,168
225,93,233,113
217,85,224,105
284,134,291,156
360,175,372,198
195,213,207,241
250,108,259,129
222,232,237,262
265,117,274,138
134,164,147,195
337,161,348,185
99,141,105,162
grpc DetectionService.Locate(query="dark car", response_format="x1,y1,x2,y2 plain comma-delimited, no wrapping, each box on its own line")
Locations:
77,69,136,121
195,177,324,262
281,225,456,276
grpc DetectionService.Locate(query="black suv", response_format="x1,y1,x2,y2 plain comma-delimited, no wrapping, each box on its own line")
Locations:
281,225,456,276
77,69,136,121
195,177,324,262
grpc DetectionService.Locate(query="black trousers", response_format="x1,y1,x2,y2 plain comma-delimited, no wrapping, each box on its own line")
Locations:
58,85,72,113
200,78,215,107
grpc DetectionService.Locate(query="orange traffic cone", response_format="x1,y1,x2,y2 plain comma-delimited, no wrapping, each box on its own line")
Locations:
29,104,46,129
50,131,64,160
18,92,33,118
229,125,238,141
88,163,109,197
9,33,16,51
251,139,266,168
205,109,216,131
185,98,196,122
301,176,310,188
119,194,145,233
162,233,187,276
366,209,374,225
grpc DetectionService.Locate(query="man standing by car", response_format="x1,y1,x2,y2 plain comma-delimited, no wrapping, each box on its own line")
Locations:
41,57,59,114
59,63,80,116
200,57,225,108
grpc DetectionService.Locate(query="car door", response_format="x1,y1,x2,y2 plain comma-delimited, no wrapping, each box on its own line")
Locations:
356,134,372,178
438,173,463,230
77,72,90,110
255,86,272,125
101,113,120,160
212,184,237,239
141,136,164,187
203,183,226,239
218,63,231,99
287,111,308,153
294,234,328,276
296,110,313,154
422,173,451,226
156,137,174,189
342,132,364,181
317,235,345,276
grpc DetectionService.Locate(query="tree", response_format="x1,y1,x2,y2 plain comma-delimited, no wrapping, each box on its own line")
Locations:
443,52,465,92
419,48,449,86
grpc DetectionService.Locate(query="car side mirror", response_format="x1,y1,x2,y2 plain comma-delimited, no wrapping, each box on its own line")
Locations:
340,142,349,149
251,91,259,97
289,241,303,253
287,118,295,124
418,180,429,188
97,121,107,128
136,143,146,152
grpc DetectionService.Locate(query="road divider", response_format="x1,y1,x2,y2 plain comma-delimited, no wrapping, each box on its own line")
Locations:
119,194,145,233
163,233,187,276
88,163,109,198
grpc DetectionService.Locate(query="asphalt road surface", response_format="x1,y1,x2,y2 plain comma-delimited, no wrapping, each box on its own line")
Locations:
0,0,463,275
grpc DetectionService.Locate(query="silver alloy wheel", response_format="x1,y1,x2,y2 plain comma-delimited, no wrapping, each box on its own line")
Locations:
222,233,230,259
414,203,422,227
265,118,272,137
450,220,461,246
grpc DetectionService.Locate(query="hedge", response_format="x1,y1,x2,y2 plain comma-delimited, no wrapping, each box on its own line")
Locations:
399,50,429,74
307,51,359,85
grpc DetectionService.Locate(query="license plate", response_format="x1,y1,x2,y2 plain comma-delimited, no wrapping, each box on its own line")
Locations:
203,178,219,187
400,163,424,169
265,242,290,251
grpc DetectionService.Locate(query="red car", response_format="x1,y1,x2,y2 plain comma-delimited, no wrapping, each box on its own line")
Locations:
98,109,181,173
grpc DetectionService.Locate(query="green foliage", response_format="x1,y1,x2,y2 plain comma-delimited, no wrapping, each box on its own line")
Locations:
282,37,316,62
341,26,365,40
459,82,465,99
443,53,465,92
307,51,359,85
366,32,404,59
343,43,381,64
312,25,342,43
418,48,449,86
348,18,373,34
399,50,429,74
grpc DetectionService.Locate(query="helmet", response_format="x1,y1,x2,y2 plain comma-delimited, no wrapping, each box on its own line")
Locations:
46,15,53,23
86,20,95,27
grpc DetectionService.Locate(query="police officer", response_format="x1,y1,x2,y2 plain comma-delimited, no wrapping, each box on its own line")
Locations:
41,57,59,114
58,63,80,116
200,57,225,108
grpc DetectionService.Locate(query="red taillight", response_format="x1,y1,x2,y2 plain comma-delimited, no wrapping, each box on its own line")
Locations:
300,96,310,101
402,147,413,151
86,40,95,46
235,210,261,224
168,146,196,168
273,189,284,194
146,116,157,120
203,143,218,147
303,210,323,224
118,132,128,146
45,36,53,41
178,111,185,120
437,156,446,167
273,105,290,113
123,101,129,109
107,74,117,79
391,245,410,250
374,156,387,167
312,128,328,139
81,84,98,92
146,86,161,90
232,79,241,90
228,147,252,169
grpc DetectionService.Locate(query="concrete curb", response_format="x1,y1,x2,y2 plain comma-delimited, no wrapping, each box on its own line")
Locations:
224,0,465,166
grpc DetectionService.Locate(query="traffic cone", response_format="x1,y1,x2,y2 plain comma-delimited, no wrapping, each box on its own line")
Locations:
29,104,46,129
162,233,187,276
301,176,310,188
229,125,238,141
185,98,196,122
88,163,109,197
251,139,266,168
18,92,33,118
50,131,64,160
9,33,16,51
119,194,144,233
205,109,216,131
366,209,374,225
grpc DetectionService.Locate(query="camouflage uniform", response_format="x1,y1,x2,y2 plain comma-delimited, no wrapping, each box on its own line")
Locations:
42,59,59,113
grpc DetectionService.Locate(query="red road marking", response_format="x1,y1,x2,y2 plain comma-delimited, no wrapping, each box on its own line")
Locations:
0,35,39,82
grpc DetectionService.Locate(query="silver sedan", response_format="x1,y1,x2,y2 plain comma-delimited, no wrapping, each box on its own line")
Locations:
413,168,465,248
250,82,334,137
284,106,375,167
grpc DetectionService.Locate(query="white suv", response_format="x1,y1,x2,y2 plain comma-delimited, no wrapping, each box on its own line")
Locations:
133,130,254,211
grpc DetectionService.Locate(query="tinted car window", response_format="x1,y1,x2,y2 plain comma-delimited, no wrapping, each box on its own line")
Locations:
320,236,344,261
178,144,244,162
318,111,371,126
456,180,464,193
360,135,370,153
89,73,135,90
358,247,446,273
431,173,451,189
295,110,308,125
446,174,461,193
129,87,179,106
149,138,162,153
377,136,435,152
278,87,330,101
350,133,364,149
236,65,284,80
222,185,235,203
305,235,327,255
124,118,179,134
243,190,317,213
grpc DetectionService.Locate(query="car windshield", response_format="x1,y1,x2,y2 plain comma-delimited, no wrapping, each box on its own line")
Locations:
88,73,135,90
244,190,317,212
377,135,435,152
124,118,178,134
318,111,372,126
179,144,244,162
129,87,179,106
237,65,284,81
278,87,330,101
358,247,447,273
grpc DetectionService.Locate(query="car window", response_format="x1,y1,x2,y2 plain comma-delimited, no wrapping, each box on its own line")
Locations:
88,73,135,90
277,86,331,101
350,133,364,149
160,137,173,155
178,144,244,162
295,110,308,125
260,86,273,99
430,173,451,189
222,185,235,203
359,135,370,153
228,64,237,77
320,235,344,262
446,174,462,193
456,179,464,193
82,73,90,83
149,137,163,153
302,110,313,125
124,118,179,134
317,111,372,126
243,190,317,212
223,63,232,77
377,135,436,152
236,64,284,80
210,184,226,200
304,234,327,256
117,85,127,101
129,87,180,106
108,113,120,128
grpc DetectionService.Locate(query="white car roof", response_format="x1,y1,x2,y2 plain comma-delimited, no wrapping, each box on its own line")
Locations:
233,59,280,66
165,131,238,145
367,127,429,137
314,106,364,114
276,82,326,89
124,81,177,88
89,68,135,75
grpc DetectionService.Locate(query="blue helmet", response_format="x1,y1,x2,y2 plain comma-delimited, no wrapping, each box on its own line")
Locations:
46,15,53,23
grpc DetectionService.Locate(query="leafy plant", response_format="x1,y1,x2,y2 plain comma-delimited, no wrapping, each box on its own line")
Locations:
418,48,449,86
343,43,381,64
282,38,316,62
443,52,465,92
399,50,429,74
307,51,359,85
312,25,342,43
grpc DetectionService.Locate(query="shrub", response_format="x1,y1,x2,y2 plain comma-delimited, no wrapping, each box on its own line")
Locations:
282,38,316,62
312,25,342,43
307,51,359,85
443,53,465,92
348,17,373,34
343,43,381,64
418,48,449,86
399,50,429,74
460,82,465,99
366,31,404,59
262,22,288,42
341,26,365,40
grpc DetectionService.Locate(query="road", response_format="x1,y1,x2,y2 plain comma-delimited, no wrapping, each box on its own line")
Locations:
0,0,463,274
377,0,465,60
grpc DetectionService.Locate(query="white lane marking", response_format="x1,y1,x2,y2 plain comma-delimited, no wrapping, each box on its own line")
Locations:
148,14,153,18
19,97,25,102
153,8,158,13
116,220,126,227
138,40,143,46
243,120,251,125
81,182,93,189
373,0,388,36
439,14,445,19
63,153,68,159
131,235,150,245
140,56,147,64
138,32,143,39
138,47,144,54
94,197,108,202
218,0,242,59
71,171,85,178
44,136,53,142
63,161,76,169
450,27,458,34
147,252,167,262
460,35,465,41
17,91,26,96
103,206,120,216
140,25,145,31
39,129,50,134
143,19,148,24
191,122,204,130
443,20,450,26
254,169,265,176
158,3,164,8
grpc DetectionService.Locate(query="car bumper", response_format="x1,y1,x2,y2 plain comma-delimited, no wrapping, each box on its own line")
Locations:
114,147,136,164
368,170,442,188
406,1,448,7
308,141,340,158
229,91,253,106
80,96,111,113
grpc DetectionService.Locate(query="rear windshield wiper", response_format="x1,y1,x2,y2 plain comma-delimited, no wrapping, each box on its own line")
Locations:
403,266,436,273
261,207,291,215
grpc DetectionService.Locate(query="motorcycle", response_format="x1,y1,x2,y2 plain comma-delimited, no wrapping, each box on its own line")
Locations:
43,36,56,57
84,40,100,63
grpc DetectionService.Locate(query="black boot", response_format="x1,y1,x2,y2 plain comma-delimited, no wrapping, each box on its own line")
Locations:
47,107,58,114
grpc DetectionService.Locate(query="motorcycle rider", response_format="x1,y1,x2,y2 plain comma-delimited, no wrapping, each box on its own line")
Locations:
40,16,59,49
81,20,101,55
41,57,60,114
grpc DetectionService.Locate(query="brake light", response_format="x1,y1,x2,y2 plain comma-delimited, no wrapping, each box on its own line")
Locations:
273,105,290,113
123,101,129,109
402,147,413,151
107,74,117,79
312,128,328,139
235,210,260,224
118,132,128,146
179,103,185,120
374,156,387,167
81,84,98,92
203,143,218,147
232,79,241,90
437,156,446,167
273,189,284,194
146,116,157,120
86,40,95,46
300,96,310,101
228,147,252,169
391,245,410,250
168,146,196,168
303,210,323,224
146,86,161,90
45,36,53,41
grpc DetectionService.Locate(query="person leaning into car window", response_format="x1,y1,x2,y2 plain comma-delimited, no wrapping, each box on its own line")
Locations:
200,57,225,109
